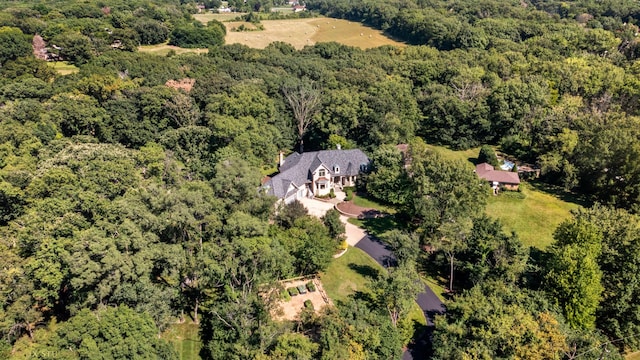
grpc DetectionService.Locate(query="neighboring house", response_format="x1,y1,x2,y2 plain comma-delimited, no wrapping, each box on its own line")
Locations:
263,149,370,203
475,163,520,191
293,5,306,12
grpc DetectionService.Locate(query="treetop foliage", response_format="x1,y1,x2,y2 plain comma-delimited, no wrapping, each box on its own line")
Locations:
3,0,640,357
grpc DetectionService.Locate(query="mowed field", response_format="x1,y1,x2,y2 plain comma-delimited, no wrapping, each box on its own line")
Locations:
224,18,405,49
485,184,580,249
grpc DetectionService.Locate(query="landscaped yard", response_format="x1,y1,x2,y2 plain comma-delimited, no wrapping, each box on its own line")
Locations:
425,144,481,170
161,321,201,360
320,246,382,303
352,193,397,214
321,246,427,331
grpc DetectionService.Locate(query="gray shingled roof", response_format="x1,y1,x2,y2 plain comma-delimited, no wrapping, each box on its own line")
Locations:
264,149,370,199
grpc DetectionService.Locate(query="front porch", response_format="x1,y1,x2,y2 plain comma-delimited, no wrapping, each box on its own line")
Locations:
312,175,357,197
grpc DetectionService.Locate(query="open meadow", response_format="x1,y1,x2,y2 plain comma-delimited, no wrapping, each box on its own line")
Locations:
141,16,405,54
138,44,209,56
224,18,405,49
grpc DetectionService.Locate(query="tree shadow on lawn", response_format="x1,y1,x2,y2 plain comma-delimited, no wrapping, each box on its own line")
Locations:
348,263,382,280
358,216,399,237
528,179,592,208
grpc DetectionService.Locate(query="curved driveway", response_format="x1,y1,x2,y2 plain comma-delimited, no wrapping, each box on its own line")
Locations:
354,234,444,359
299,197,445,359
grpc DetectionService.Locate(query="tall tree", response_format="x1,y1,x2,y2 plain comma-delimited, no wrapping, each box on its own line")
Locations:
544,218,603,330
282,82,321,153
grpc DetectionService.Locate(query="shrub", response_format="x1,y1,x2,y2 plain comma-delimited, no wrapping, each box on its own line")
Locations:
478,145,499,167
344,187,354,201
288,287,299,296
329,188,335,198
281,289,291,302
306,281,316,292
304,300,314,309
501,190,527,199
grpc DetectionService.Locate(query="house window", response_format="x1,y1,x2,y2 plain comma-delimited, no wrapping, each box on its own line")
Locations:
318,169,325,177
319,184,326,190
334,166,340,173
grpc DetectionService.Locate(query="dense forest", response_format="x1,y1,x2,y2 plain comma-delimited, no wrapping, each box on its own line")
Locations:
2,0,640,358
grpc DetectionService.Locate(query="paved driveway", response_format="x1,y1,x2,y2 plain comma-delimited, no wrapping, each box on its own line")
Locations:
298,198,364,246
298,197,335,218
300,197,444,359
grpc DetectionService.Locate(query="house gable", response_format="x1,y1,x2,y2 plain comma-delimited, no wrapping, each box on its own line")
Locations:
264,149,370,200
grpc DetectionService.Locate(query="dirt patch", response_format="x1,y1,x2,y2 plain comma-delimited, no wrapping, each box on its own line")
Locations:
272,277,332,321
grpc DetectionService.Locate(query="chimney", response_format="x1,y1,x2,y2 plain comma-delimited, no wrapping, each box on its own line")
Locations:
279,151,285,167
336,143,341,150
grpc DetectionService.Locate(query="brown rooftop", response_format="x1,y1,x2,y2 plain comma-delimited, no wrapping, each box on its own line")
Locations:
476,163,520,184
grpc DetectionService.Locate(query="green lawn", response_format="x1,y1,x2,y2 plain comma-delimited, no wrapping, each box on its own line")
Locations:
423,276,447,302
46,61,79,75
347,216,399,237
321,246,427,332
320,246,383,303
486,183,580,248
425,144,481,170
353,193,397,214
162,322,201,360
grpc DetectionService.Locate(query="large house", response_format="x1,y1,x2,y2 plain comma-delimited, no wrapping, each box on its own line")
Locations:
475,163,520,191
263,149,370,203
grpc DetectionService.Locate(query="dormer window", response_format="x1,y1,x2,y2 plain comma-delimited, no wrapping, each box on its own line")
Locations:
334,165,340,173
318,169,325,177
